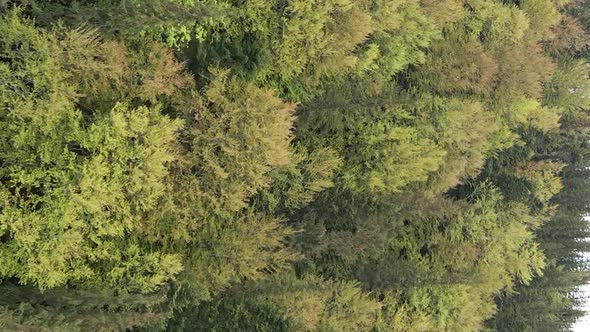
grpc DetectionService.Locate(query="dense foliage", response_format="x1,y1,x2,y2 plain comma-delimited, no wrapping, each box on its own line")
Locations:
1,0,590,331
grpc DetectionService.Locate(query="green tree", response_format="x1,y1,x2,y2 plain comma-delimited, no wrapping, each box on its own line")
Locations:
296,82,446,196
0,282,170,332
0,12,183,291
165,273,381,332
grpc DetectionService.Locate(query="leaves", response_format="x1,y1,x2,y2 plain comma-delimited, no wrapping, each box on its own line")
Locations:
1,1,589,331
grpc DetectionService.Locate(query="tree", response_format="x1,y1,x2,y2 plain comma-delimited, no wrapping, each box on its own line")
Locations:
0,282,170,332
410,37,499,96
295,82,446,196
0,12,183,291
165,273,381,332
30,0,230,47
1,0,589,330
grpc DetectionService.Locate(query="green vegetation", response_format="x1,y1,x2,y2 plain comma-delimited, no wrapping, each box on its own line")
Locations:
0,0,589,330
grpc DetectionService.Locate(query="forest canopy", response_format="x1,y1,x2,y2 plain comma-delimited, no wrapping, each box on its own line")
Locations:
1,0,590,331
